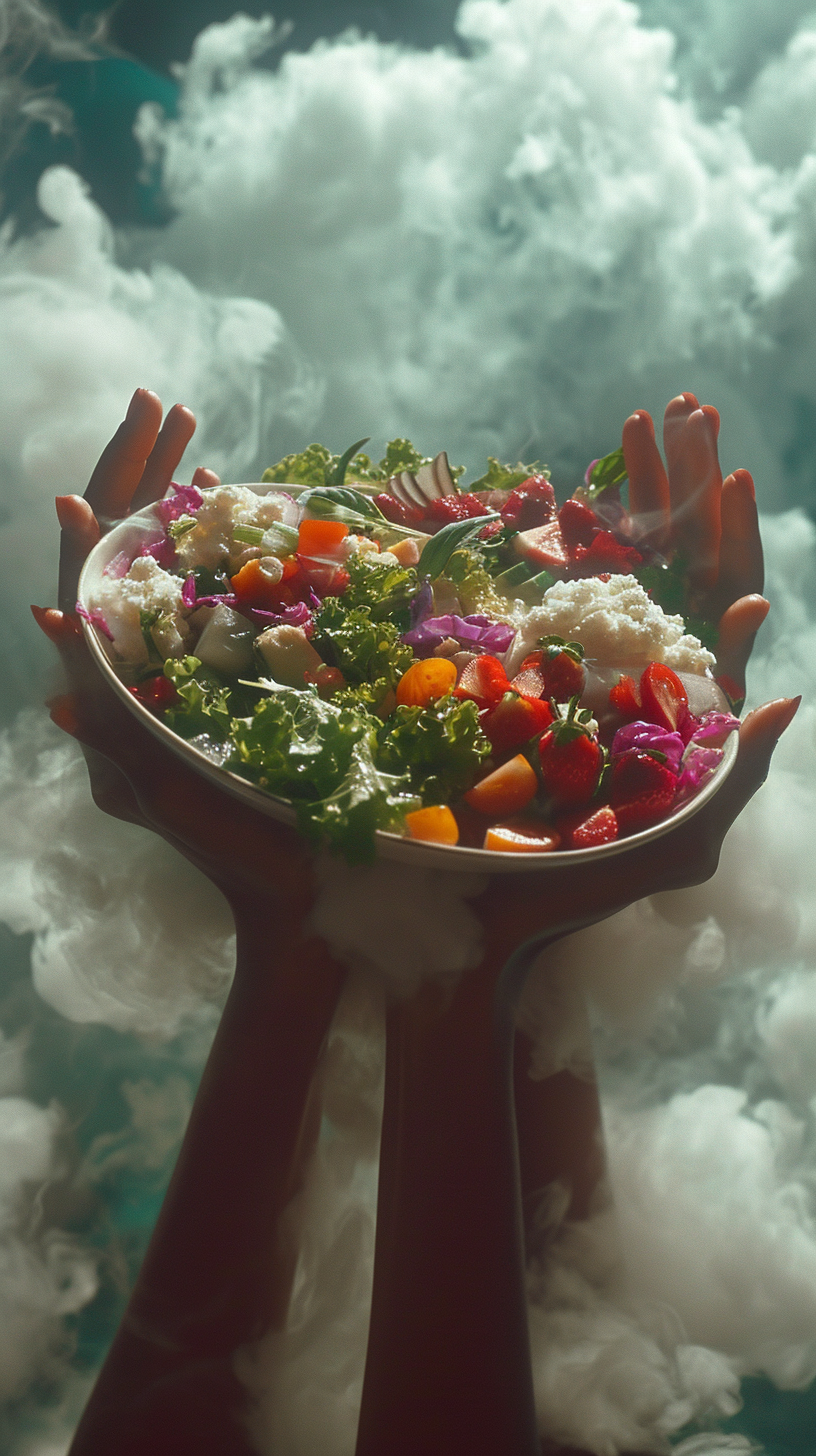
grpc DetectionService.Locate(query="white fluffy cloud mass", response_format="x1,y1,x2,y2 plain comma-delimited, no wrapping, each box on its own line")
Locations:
6,0,816,1451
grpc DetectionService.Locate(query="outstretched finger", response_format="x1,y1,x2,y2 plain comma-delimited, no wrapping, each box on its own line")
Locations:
84,389,164,520
622,410,670,546
131,403,197,510
715,593,769,696
714,470,764,617
56,494,100,612
664,402,722,594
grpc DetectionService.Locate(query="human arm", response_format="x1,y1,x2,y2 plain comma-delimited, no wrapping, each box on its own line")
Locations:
35,390,348,1456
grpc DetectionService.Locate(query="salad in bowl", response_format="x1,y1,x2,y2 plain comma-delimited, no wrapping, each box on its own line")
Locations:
77,437,739,867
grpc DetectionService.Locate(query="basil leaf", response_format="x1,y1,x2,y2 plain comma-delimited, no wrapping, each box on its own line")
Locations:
417,512,499,580
300,486,386,522
327,438,371,487
585,448,627,503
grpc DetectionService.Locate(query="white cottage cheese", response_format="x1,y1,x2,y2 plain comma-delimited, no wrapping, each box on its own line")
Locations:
174,485,292,574
505,574,715,676
95,556,190,664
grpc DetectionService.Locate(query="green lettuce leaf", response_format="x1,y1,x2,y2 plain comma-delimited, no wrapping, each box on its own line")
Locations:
162,656,234,740
583,448,627,504
313,599,413,687
297,739,419,864
467,457,547,492
341,553,419,621
376,694,490,805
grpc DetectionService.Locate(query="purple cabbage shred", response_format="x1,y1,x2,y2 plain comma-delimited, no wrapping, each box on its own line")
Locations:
403,613,515,657
610,721,686,773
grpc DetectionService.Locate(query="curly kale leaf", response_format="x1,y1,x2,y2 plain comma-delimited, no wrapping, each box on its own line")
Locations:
162,656,233,740
342,553,419,621
313,599,413,688
298,740,418,864
227,687,373,801
376,694,490,805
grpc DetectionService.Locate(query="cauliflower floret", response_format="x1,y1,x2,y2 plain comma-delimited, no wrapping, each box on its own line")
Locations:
93,556,190,664
174,486,295,574
504,574,715,676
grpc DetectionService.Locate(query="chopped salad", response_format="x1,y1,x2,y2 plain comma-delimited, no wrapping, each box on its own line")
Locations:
82,439,739,863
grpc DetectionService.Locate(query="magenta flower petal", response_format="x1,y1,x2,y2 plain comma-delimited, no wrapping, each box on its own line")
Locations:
691,711,740,748
75,602,114,641
611,721,685,773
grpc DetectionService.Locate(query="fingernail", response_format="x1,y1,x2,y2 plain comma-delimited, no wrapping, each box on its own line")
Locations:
775,695,801,736
55,494,75,530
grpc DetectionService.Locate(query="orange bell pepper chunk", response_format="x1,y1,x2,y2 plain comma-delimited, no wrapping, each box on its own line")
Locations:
231,557,288,610
483,819,561,852
463,753,538,817
396,657,457,707
404,805,460,845
298,518,349,557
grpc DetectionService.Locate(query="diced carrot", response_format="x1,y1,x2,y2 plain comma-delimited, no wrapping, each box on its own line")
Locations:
396,657,458,707
231,557,290,610
297,518,349,556
463,753,538,817
483,819,561,852
404,805,460,845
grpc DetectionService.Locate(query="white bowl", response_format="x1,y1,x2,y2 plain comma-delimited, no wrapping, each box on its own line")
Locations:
77,486,739,875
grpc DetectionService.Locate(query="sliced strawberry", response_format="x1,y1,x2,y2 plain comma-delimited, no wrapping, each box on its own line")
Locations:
478,519,503,541
453,655,510,711
538,705,604,807
510,655,548,698
609,673,641,720
558,497,600,550
570,530,643,576
513,519,570,573
373,494,424,529
639,661,689,733
483,691,554,754
557,805,618,848
610,750,678,832
500,475,556,531
422,494,491,530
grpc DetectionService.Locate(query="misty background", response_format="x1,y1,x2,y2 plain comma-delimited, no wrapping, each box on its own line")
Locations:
2,0,816,1452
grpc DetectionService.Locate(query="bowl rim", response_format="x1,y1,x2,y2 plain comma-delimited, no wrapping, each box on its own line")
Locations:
77,484,739,875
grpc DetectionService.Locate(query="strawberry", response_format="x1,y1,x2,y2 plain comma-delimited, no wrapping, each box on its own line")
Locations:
557,805,619,848
453,654,510,710
483,691,554,754
538,701,604,807
570,530,643,576
513,519,570,572
512,639,585,701
639,661,689,734
423,494,491,530
130,675,180,712
373,494,424,529
500,475,556,531
558,498,600,550
538,636,586,701
610,750,678,832
609,673,641,720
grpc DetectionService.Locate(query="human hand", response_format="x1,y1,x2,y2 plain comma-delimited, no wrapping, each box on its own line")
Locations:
622,392,768,696
33,389,319,920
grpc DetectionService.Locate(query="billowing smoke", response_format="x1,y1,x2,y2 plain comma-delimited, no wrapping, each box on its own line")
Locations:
3,0,816,1451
